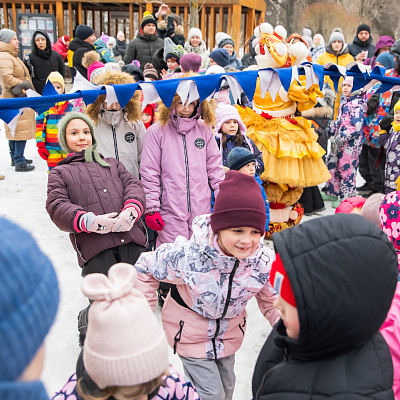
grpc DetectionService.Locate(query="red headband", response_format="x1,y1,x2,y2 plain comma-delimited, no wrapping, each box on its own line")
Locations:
269,253,296,307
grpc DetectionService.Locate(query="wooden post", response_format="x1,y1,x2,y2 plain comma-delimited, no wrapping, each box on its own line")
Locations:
227,6,232,36
218,7,223,33
258,12,264,24
49,3,53,14
21,3,25,13
40,3,44,13
200,6,205,32
68,2,73,38
209,6,215,50
246,8,255,51
56,1,64,37
183,6,188,38
12,3,16,29
31,4,35,13
146,3,153,13
78,2,82,24
231,4,241,54
129,3,133,39
3,3,8,28
139,4,143,26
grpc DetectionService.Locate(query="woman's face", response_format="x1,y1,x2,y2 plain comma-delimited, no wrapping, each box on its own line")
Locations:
35,36,47,50
190,35,201,47
331,40,343,52
9,35,19,50
223,44,234,56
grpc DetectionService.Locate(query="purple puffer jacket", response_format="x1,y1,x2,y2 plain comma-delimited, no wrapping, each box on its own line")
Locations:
364,36,395,68
46,152,147,266
140,107,224,230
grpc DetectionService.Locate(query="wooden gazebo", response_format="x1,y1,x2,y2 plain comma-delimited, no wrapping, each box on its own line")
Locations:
1,0,265,53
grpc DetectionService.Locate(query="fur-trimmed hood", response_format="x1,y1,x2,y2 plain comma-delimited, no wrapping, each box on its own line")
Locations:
86,70,141,124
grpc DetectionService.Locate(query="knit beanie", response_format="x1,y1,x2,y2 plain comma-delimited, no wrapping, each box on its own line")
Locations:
143,63,159,81
188,27,202,42
107,37,116,48
214,104,247,136
361,193,385,228
342,76,353,87
166,45,185,63
227,147,255,171
357,24,371,35
34,32,46,41
269,253,296,307
121,63,144,82
0,28,16,44
141,11,157,29
82,263,169,389
211,170,266,235
180,52,202,72
117,30,125,40
0,217,59,381
329,31,345,46
62,35,70,44
209,48,230,67
219,37,235,49
87,61,106,83
46,71,65,92
376,51,396,70
215,32,230,46
76,25,95,41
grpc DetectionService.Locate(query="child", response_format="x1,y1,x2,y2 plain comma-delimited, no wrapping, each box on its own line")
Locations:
161,45,184,79
141,103,156,129
52,263,200,400
140,92,224,247
252,213,397,399
379,99,400,193
322,77,366,208
227,147,269,232
86,70,146,179
36,71,73,171
214,104,264,175
135,171,280,400
0,217,59,399
46,112,147,276
208,48,230,69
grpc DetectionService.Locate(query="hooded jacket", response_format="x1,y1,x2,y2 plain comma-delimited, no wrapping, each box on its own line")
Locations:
252,214,398,400
184,40,210,70
94,38,115,63
70,37,95,78
124,29,164,70
86,71,146,179
25,30,65,94
52,36,69,61
348,34,375,59
364,36,395,68
46,152,147,266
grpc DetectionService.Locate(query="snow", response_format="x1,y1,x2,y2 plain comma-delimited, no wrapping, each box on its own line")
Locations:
0,125,358,399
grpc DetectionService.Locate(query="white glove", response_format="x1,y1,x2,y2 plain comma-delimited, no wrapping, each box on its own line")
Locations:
111,207,139,233
81,212,118,234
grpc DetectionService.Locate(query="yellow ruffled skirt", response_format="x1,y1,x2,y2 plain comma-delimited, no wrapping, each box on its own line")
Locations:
238,107,331,187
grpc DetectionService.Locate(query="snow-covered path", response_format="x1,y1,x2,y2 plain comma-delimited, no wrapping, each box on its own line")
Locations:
0,126,342,399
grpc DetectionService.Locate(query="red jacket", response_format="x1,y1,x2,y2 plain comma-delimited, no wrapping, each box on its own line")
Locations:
52,37,69,61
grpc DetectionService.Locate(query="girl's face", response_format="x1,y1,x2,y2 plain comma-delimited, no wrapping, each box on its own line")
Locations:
52,82,64,94
221,119,238,135
103,101,121,111
342,83,352,97
190,35,201,47
394,109,400,124
238,161,256,176
223,44,234,56
141,112,152,125
273,296,300,339
9,35,19,50
331,40,343,52
175,99,198,118
167,58,179,71
217,227,261,259
65,119,93,152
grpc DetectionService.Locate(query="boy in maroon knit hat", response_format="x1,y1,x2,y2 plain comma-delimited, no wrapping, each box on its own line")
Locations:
135,170,280,400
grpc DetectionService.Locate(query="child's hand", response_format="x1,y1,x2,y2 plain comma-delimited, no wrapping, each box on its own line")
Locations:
161,69,168,79
111,207,138,233
37,142,49,160
82,212,118,234
145,212,165,231
223,166,230,174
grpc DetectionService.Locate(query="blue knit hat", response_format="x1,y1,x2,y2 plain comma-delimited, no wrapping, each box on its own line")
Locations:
0,217,59,381
227,147,255,171
376,51,396,70
209,48,230,67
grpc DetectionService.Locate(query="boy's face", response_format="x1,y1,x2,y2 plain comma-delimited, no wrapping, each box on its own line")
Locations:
167,58,179,71
209,58,218,67
65,119,93,152
273,296,300,339
217,227,261,259
238,161,256,176
52,82,64,95
342,83,352,97
394,109,400,124
141,112,152,125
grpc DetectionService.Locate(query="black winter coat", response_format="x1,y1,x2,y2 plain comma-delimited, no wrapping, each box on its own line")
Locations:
124,30,164,70
25,30,65,94
69,37,95,78
113,39,127,57
241,34,257,68
252,214,398,400
348,35,375,58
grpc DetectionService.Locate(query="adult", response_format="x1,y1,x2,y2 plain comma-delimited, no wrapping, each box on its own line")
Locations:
316,31,354,118
69,24,96,78
0,29,35,172
241,34,257,68
154,4,185,46
113,30,127,59
218,34,242,70
52,35,70,61
124,12,164,70
348,23,375,62
25,30,65,94
364,36,395,68
310,34,325,62
184,28,209,70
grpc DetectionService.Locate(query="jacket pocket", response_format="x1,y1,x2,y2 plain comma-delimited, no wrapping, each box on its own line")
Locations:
173,320,185,354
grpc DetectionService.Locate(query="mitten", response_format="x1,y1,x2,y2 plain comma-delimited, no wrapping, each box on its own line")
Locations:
111,207,139,232
379,114,394,132
145,212,165,231
81,212,118,234
37,142,49,160
366,93,379,115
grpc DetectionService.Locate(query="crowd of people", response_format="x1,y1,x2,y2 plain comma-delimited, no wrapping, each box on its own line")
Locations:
1,10,400,400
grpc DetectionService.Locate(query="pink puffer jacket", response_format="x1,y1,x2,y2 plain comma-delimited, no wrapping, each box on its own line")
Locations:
135,214,280,360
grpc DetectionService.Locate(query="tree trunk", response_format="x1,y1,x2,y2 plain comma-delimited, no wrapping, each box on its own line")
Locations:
189,0,199,28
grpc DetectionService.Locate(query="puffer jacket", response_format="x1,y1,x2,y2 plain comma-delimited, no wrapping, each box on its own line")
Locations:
113,38,127,58
94,38,115,63
348,35,375,59
0,41,35,141
135,214,280,360
184,40,210,70
70,37,95,78
46,152,147,266
52,37,69,61
252,214,398,400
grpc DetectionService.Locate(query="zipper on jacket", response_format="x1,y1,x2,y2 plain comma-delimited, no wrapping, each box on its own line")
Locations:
112,125,119,160
173,320,185,354
211,259,240,359
182,135,191,212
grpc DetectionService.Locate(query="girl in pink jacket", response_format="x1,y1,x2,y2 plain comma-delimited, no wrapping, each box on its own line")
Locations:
140,91,225,247
135,171,280,400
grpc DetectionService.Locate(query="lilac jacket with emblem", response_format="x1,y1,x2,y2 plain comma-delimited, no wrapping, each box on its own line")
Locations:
46,152,147,266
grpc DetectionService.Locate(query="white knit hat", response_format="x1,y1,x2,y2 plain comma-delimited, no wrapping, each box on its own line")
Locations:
215,32,230,46
214,104,247,135
82,263,169,389
188,27,202,42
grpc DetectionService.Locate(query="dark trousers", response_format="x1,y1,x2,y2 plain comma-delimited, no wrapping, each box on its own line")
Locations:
359,144,384,192
82,242,145,277
8,140,27,165
299,186,325,214
69,66,76,83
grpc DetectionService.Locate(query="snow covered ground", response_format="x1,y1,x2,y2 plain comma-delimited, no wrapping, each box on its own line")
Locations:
0,123,357,399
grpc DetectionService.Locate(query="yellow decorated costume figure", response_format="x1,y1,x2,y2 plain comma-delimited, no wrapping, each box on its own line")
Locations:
240,23,331,237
